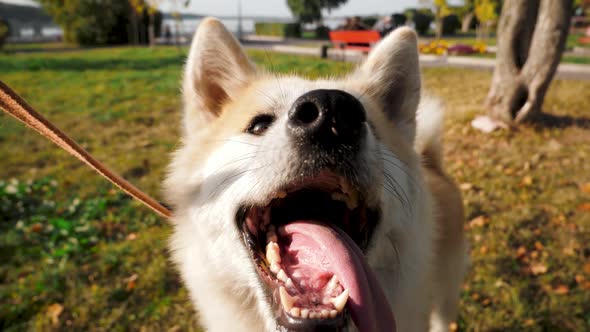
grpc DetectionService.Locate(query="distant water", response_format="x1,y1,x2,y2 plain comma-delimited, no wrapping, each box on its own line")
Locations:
162,17,344,36
11,17,345,40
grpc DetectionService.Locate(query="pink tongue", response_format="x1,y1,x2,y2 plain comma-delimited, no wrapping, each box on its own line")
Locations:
282,221,396,332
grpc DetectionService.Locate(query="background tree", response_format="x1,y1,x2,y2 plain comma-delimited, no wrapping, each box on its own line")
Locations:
474,0,498,42
287,0,347,23
0,19,8,50
433,0,452,39
484,0,573,124
37,0,162,46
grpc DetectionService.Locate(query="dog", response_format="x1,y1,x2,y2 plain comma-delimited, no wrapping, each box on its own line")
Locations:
164,18,466,332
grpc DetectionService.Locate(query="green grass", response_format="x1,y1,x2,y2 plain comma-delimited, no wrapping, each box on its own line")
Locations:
1,46,590,331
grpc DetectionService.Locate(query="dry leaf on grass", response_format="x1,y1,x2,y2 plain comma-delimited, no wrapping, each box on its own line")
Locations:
553,285,569,295
581,182,590,194
516,246,527,258
577,203,590,212
126,273,138,291
530,263,548,276
460,183,473,191
469,216,488,228
522,175,533,186
47,303,63,326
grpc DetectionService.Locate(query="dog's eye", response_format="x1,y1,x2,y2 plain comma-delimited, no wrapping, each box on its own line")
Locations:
247,114,275,135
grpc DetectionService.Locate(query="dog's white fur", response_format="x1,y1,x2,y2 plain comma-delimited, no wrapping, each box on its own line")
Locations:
164,18,466,332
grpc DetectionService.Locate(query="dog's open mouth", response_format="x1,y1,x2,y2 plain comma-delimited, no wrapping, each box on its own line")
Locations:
238,172,396,331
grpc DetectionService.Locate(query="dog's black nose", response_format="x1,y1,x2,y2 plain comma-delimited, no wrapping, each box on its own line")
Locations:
288,89,366,148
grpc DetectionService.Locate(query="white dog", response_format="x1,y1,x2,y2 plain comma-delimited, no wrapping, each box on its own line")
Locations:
164,18,466,332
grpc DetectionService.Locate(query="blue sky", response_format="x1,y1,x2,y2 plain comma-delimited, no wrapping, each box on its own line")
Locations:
2,0,441,17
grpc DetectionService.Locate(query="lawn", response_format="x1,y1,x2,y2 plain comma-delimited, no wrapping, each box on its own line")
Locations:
1,46,589,331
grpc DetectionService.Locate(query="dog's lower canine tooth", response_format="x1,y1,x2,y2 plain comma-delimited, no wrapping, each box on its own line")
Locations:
290,307,301,317
330,288,349,311
265,242,281,264
279,286,296,311
276,191,287,199
277,269,288,282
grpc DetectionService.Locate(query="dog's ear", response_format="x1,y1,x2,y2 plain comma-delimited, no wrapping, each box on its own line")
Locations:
182,18,256,131
352,27,421,142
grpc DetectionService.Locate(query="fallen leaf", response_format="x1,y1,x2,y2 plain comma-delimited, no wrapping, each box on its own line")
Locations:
575,274,585,283
534,241,544,251
30,223,43,233
47,303,63,326
448,322,458,331
523,319,535,327
583,262,590,274
459,183,473,191
577,203,590,212
126,233,138,241
126,274,138,291
582,281,590,290
530,263,548,276
479,246,488,254
553,285,569,295
582,182,590,194
516,246,527,258
168,325,181,332
522,175,533,186
469,216,488,228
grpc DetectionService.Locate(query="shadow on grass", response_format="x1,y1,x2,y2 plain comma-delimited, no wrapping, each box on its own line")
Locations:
534,112,590,129
0,54,186,72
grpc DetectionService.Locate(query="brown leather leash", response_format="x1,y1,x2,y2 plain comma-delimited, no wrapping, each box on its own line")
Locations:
0,80,172,219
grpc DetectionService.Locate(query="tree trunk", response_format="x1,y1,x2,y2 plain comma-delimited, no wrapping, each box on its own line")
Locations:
148,13,155,47
484,0,572,124
435,7,443,40
461,12,474,33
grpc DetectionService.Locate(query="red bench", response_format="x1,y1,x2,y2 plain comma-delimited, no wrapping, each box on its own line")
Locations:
329,30,382,53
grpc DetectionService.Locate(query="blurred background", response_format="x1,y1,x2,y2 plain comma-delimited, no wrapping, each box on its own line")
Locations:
1,0,590,331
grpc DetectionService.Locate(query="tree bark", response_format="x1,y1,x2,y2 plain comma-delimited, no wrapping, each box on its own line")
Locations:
461,11,474,33
484,0,572,124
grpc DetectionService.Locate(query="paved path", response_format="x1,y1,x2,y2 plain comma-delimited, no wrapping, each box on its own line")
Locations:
243,42,590,81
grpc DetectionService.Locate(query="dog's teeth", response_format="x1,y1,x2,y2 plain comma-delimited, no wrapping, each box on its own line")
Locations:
279,286,297,311
286,278,295,289
277,269,288,282
325,275,338,294
270,262,281,274
309,312,317,319
266,231,277,243
301,308,309,319
330,310,338,318
290,307,301,317
330,289,349,311
265,242,281,264
292,271,302,279
321,309,330,319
